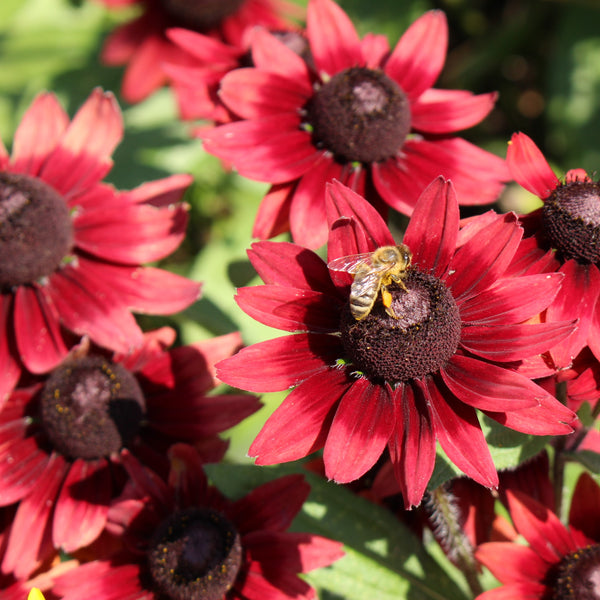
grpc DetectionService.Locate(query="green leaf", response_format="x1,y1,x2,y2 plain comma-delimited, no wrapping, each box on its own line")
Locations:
207,463,470,600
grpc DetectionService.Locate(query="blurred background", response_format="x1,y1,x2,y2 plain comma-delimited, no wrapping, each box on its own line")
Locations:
2,0,600,460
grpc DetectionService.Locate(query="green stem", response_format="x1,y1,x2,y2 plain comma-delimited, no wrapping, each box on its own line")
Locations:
429,485,484,597
553,380,568,517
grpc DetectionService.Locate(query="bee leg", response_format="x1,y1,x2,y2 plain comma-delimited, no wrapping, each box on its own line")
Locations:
392,273,409,292
381,285,398,319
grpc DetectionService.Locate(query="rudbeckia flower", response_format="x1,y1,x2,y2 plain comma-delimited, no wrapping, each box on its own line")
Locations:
202,0,509,248
99,0,302,103
475,472,600,599
0,329,260,578
217,178,576,508
507,131,600,369
0,89,200,403
51,444,344,600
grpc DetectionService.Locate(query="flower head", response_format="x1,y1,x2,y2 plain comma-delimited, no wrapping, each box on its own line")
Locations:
507,131,600,369
99,0,302,103
51,444,344,600
475,472,600,599
0,89,200,402
202,0,509,248
0,329,260,578
217,178,576,508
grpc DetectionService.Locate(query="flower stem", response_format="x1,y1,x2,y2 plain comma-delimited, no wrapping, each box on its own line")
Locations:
552,380,568,517
428,484,484,597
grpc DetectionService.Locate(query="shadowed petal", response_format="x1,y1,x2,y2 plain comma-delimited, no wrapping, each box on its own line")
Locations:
307,0,362,77
0,296,20,405
424,378,498,487
252,183,293,240
569,473,600,541
53,458,111,553
216,333,342,392
235,285,341,332
507,132,559,199
115,173,192,207
249,368,350,464
389,383,436,508
385,11,448,101
324,378,395,483
403,177,458,277
14,286,68,374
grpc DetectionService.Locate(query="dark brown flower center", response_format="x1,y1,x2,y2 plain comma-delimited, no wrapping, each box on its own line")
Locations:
550,543,600,599
339,271,461,383
542,181,600,264
304,66,411,164
148,507,242,600
40,357,146,460
0,172,73,291
159,0,246,31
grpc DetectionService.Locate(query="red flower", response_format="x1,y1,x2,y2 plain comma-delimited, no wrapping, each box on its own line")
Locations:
475,472,600,599
202,0,509,248
99,0,302,104
0,89,200,403
507,131,600,369
217,178,576,508
51,444,344,600
0,329,260,578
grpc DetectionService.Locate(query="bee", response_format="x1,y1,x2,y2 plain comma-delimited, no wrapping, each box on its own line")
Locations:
328,244,413,321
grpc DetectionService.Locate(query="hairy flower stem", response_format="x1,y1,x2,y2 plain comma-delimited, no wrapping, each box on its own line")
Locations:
428,485,484,597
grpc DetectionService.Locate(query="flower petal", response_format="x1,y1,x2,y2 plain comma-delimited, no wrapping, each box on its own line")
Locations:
324,378,395,483
249,368,350,465
403,176,458,277
13,286,68,374
441,355,545,411
424,377,498,488
236,285,341,332
0,295,20,405
389,383,436,508
507,132,559,199
475,542,551,585
117,173,193,207
459,273,564,324
569,473,600,542
307,0,362,77
216,333,342,392
53,458,111,553
445,212,522,301
252,183,293,240
385,11,448,101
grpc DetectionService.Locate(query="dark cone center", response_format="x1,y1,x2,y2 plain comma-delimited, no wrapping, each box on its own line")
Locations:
550,543,600,599
304,66,411,164
542,180,600,264
339,271,461,384
40,357,146,460
148,507,242,600
0,172,73,291
159,0,246,31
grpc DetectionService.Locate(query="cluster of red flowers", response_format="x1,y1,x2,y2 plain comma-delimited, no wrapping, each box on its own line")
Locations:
2,0,600,598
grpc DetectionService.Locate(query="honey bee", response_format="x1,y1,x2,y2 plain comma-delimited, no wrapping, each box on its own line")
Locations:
328,244,413,321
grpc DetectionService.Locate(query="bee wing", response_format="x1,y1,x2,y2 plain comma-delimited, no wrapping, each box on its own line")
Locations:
327,252,375,274
351,269,383,296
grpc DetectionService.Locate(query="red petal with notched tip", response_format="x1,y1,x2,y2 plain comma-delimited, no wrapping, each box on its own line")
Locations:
217,333,342,393
403,177,458,277
475,542,550,585
13,285,68,374
441,356,541,411
507,490,576,563
323,378,395,483
307,0,362,77
236,285,341,333
459,272,564,324
114,173,192,207
385,11,448,101
425,377,498,488
388,383,436,508
167,27,241,63
2,452,68,579
445,212,522,302
249,368,350,465
507,132,559,199
53,458,111,553
219,69,312,119
230,474,309,533
412,90,497,134
10,92,69,177
460,321,576,363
